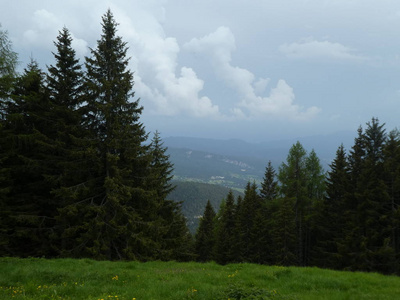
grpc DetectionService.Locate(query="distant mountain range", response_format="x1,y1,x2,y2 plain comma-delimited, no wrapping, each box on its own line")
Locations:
163,131,356,190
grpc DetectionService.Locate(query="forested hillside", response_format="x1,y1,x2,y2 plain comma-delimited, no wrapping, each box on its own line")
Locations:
194,119,400,275
167,147,265,190
169,181,242,233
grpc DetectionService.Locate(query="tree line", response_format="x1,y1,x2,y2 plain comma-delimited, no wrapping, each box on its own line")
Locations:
1,11,400,275
195,119,400,275
0,10,192,261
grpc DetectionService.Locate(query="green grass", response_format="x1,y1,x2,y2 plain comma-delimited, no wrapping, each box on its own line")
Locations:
1,257,399,299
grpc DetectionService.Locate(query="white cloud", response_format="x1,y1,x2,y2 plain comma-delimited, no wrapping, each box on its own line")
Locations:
279,38,368,62
110,5,222,119
185,27,320,120
22,9,60,46
237,80,321,121
22,9,88,57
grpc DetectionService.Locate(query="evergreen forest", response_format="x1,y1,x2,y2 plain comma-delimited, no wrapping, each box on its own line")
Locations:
1,11,400,276
195,120,400,275
0,11,192,261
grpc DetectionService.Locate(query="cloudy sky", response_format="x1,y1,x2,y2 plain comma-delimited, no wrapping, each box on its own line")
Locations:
1,0,400,142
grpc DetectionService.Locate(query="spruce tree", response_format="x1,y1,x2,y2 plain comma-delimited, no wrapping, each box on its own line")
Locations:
0,61,56,257
45,27,100,256
146,131,192,261
0,25,18,254
260,160,278,201
315,144,350,269
383,130,400,273
248,203,270,264
237,182,262,262
214,191,237,264
278,141,308,265
358,118,394,273
269,197,297,266
147,131,175,200
62,10,151,260
304,149,325,265
195,200,216,262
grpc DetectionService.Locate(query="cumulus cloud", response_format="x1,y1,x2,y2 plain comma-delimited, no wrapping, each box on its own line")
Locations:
14,2,320,121
279,38,368,62
18,2,221,119
185,27,320,120
22,9,88,57
109,4,222,119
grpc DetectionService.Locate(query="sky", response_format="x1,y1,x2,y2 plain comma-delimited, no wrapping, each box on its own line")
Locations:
1,0,400,142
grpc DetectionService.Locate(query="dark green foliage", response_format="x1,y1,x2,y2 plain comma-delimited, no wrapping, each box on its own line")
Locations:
195,200,216,261
278,142,308,265
0,61,57,257
0,12,191,262
59,10,162,260
168,181,242,234
147,131,175,199
214,191,238,264
248,202,270,264
44,27,90,255
383,130,400,259
260,160,278,201
313,144,350,269
236,182,262,262
0,25,18,254
313,118,400,274
269,197,297,266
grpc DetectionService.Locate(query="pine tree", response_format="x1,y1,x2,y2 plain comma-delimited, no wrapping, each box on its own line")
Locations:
214,191,237,264
383,130,400,273
339,119,396,273
304,149,325,265
147,131,175,200
260,160,278,201
278,141,308,265
61,10,151,260
195,200,216,262
44,27,92,255
248,202,270,264
241,182,264,262
0,24,18,255
0,60,56,257
314,144,349,269
358,118,394,273
269,197,297,266
335,126,367,271
146,131,192,261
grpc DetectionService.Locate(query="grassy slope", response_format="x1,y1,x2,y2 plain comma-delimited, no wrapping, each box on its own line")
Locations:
1,258,400,299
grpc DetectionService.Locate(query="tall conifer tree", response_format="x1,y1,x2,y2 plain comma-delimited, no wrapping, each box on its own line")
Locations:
278,141,308,265
64,10,151,260
315,144,349,269
260,161,278,201
214,191,237,264
0,61,56,257
195,200,216,262
383,130,400,272
147,131,192,261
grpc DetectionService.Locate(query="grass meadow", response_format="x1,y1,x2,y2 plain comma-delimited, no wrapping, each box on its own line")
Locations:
1,257,399,299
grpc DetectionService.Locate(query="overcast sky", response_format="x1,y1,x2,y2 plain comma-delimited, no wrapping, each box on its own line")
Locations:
1,0,400,142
